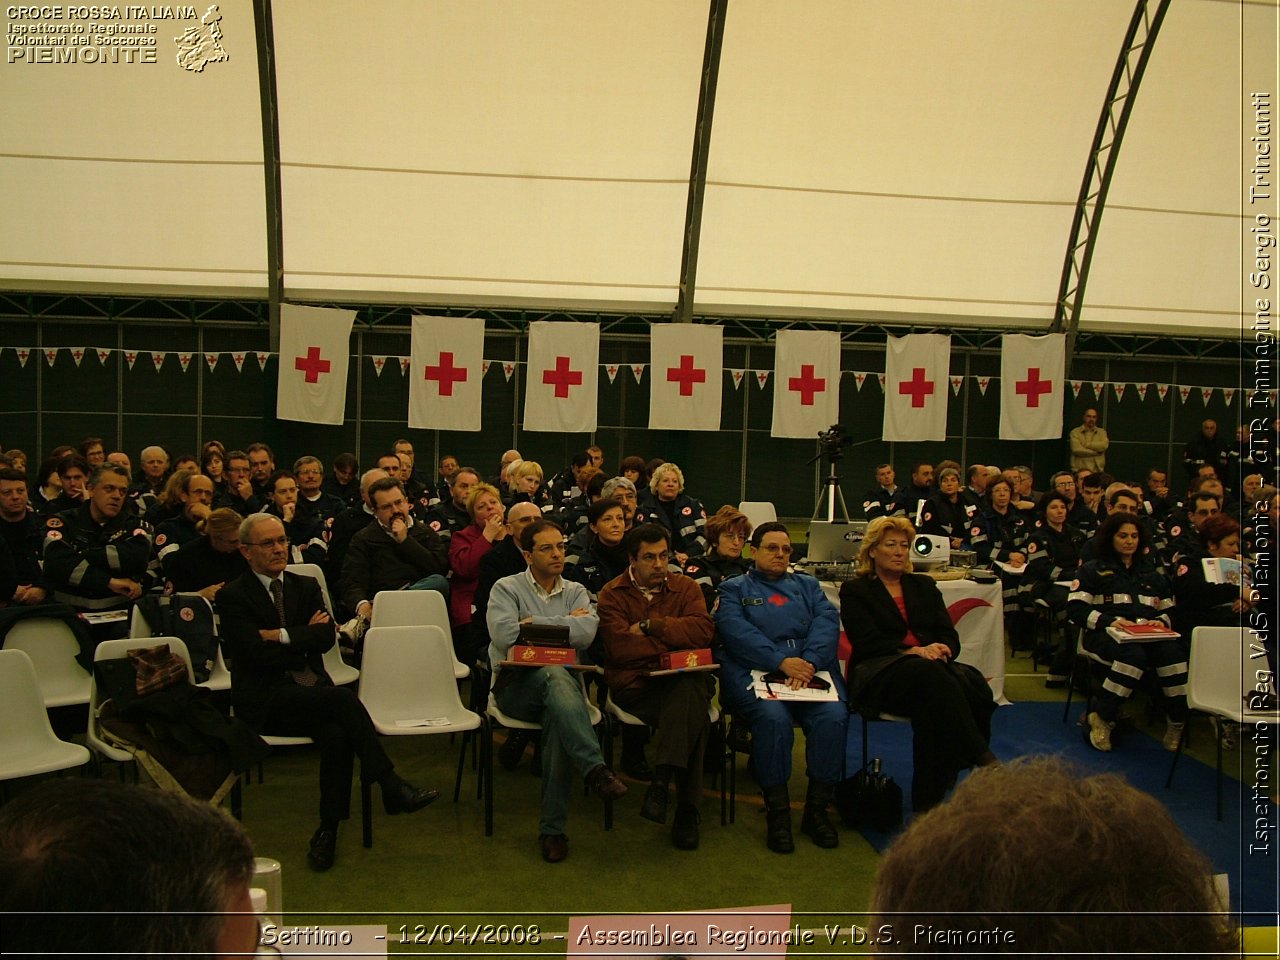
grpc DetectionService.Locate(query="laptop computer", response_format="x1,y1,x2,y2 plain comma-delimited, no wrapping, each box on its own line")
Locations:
806,521,862,563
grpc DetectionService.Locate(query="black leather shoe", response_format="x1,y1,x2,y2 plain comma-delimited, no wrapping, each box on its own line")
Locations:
382,782,440,815
639,782,669,824
671,804,700,850
539,833,569,863
307,825,337,871
585,763,629,801
800,804,840,848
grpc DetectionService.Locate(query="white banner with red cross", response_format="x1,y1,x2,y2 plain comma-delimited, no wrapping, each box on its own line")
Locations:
771,330,841,439
649,324,723,431
523,321,600,432
408,315,485,432
999,333,1065,440
883,333,950,441
275,304,356,426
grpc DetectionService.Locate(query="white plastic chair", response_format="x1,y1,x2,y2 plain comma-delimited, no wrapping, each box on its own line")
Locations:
87,636,196,776
2,617,92,708
371,589,470,680
738,501,778,529
1167,626,1279,819
0,648,90,787
287,564,359,686
358,625,482,829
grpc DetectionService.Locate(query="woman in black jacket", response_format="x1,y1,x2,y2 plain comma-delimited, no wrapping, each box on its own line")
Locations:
840,516,998,812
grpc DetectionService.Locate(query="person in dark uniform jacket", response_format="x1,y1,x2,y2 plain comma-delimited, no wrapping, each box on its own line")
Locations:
634,462,706,563
1171,513,1252,636
215,513,437,872
841,515,998,813
682,504,753,613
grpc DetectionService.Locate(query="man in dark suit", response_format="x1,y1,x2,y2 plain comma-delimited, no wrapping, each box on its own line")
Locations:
216,513,437,871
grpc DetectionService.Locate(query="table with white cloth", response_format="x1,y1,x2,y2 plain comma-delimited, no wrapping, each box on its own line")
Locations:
822,576,1008,705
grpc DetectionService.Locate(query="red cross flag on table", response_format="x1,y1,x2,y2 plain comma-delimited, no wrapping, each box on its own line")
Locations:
276,303,356,426
649,324,722,431
770,330,840,438
999,333,1065,440
524,321,599,432
884,334,950,441
408,315,484,432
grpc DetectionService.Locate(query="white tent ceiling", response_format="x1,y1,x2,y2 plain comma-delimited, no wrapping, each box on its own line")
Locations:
1,0,1275,337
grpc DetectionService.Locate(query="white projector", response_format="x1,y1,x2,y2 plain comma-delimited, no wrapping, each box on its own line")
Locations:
911,534,951,569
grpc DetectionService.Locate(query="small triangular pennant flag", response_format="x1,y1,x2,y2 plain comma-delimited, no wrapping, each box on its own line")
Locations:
43,348,58,367
70,347,86,367
1156,383,1170,402
730,368,745,390
96,347,111,365
1113,382,1126,401
1223,387,1236,406
976,376,991,396
1200,387,1214,405
481,360,491,377
204,352,218,373
631,364,646,384
876,373,887,391
16,348,30,368
1178,385,1191,404
503,362,515,382
854,371,867,391
371,355,387,377
949,375,964,396
255,352,270,372
755,370,770,389
1135,383,1149,401
125,350,138,370
230,353,245,372
150,351,166,373
178,353,193,373
604,364,619,384
399,356,410,376
1069,379,1083,399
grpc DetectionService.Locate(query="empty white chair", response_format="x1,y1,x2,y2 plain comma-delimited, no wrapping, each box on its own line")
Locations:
287,563,334,614
358,624,482,819
738,501,778,529
287,564,358,686
0,648,90,785
3,617,92,708
371,589,470,680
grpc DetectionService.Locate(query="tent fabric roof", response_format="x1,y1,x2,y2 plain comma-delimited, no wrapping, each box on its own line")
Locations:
1,0,1274,337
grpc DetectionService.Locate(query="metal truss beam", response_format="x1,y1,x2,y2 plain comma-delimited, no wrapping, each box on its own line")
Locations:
1052,0,1171,372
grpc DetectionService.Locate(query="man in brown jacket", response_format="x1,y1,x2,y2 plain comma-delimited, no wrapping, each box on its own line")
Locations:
597,523,715,850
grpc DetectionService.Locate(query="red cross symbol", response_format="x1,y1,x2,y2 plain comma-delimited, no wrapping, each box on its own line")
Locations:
898,367,934,408
666,354,706,396
1015,367,1053,408
542,355,583,399
294,346,331,384
788,364,826,406
424,351,468,396
767,593,788,606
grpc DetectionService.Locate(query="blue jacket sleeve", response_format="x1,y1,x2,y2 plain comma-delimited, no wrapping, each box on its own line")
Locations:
714,576,787,672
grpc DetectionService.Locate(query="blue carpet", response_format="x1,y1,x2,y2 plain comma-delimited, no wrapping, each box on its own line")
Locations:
845,701,1278,921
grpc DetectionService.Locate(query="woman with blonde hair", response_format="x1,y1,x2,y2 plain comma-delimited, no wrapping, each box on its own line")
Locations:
635,462,707,563
840,515,997,812
508,459,551,512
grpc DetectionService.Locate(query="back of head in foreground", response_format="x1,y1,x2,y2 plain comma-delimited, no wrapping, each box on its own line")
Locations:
0,778,257,958
869,756,1235,957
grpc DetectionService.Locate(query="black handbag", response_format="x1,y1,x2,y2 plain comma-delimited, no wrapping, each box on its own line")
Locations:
835,758,903,832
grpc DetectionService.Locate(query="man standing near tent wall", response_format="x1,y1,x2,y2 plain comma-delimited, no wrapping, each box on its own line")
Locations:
1068,408,1109,473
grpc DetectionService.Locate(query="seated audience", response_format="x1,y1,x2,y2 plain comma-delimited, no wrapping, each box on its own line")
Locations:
1172,513,1251,636
918,466,985,551
486,518,628,864
213,450,261,516
841,516,998,812
0,467,47,605
425,466,481,541
715,521,846,853
263,469,326,566
448,482,507,649
683,504,753,613
40,454,90,516
635,462,707,564
163,506,248,601
598,523,715,850
619,455,649,492
1018,491,1086,681
869,757,1237,956
293,455,346,528
1068,512,1185,753
153,470,215,565
323,451,361,506
564,497,629,599
217,513,438,871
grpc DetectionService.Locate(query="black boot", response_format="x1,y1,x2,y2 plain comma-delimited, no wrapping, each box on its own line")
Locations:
800,780,839,848
762,784,794,854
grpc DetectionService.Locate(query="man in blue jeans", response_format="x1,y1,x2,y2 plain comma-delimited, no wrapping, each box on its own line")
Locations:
486,518,627,863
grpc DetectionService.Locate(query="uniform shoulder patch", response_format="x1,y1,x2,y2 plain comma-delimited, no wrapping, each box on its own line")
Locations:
429,520,441,531
155,533,168,546
45,516,63,528
1027,541,1038,554
682,506,692,516
1070,579,1080,590
44,529,62,541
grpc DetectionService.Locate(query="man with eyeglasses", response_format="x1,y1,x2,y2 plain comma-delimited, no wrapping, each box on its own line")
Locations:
217,512,438,872
214,450,262,516
338,477,449,641
487,518,627,864
293,455,346,529
1049,470,1097,532
597,524,714,850
714,521,847,854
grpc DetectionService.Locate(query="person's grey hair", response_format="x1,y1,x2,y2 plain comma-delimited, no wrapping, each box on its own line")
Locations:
601,476,637,499
0,778,254,956
238,511,278,543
